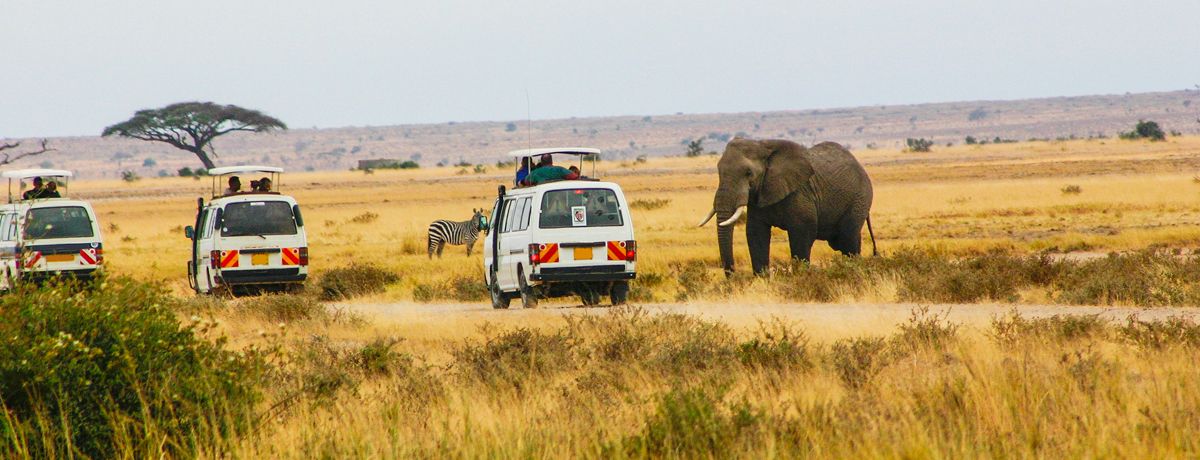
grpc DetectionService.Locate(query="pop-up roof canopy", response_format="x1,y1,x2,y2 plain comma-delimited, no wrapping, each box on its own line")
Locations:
208,165,284,198
1,168,73,180
3,168,73,202
506,148,601,158
507,147,602,187
207,165,284,176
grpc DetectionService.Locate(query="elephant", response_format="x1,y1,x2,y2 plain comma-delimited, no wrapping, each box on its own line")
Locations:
698,138,876,275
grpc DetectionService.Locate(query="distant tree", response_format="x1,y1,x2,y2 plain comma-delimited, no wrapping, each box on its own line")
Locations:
964,136,978,145
968,107,988,121
102,102,287,169
39,161,54,169
142,158,157,168
686,139,704,157
905,138,934,152
120,170,140,182
1119,120,1166,141
505,122,517,132
0,139,53,166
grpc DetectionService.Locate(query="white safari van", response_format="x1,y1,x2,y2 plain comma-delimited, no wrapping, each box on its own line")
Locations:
483,148,636,308
0,169,104,289
185,166,308,295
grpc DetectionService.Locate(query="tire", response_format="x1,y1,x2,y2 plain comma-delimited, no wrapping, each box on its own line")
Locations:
578,285,601,306
519,268,539,309
610,281,629,306
489,273,510,309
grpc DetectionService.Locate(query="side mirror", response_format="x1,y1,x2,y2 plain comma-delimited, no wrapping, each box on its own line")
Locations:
214,208,224,231
293,204,304,227
479,217,489,231
184,226,195,239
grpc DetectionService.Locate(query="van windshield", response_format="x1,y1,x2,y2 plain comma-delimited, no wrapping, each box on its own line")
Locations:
24,206,94,239
221,201,297,237
539,189,623,228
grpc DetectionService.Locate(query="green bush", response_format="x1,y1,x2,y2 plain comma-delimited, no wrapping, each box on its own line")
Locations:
617,387,762,458
1119,120,1166,141
0,278,262,458
318,264,399,301
452,327,578,388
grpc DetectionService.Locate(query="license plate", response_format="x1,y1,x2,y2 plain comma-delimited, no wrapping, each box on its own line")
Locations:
46,254,75,263
573,247,593,260
252,253,269,266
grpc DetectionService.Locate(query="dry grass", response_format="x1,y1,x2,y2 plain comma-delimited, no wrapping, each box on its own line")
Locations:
78,136,1200,304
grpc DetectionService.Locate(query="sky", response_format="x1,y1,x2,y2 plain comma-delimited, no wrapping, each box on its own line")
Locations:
2,0,1198,138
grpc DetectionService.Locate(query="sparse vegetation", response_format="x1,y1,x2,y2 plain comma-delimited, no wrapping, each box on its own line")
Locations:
317,264,399,300
1120,119,1166,141
905,137,934,152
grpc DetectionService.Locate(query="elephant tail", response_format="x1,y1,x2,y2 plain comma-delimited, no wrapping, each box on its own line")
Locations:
866,215,878,257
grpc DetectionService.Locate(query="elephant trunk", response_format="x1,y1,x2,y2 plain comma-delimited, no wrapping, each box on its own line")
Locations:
717,209,736,274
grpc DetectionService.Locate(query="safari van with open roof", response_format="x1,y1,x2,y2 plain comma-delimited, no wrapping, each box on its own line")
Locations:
0,169,104,289
185,166,308,295
482,148,636,308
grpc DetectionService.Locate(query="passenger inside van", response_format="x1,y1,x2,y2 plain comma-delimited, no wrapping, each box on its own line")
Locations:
22,177,44,200
224,176,242,195
515,157,531,186
527,156,580,185
43,181,61,198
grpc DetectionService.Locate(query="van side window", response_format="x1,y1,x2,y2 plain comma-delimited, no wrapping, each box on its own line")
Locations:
519,197,532,231
500,199,517,233
511,198,527,232
0,214,12,242
199,210,214,239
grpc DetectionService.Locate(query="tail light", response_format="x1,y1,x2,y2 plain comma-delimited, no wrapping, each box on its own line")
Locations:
210,250,220,269
299,247,309,266
529,243,541,266
96,248,105,265
625,240,637,262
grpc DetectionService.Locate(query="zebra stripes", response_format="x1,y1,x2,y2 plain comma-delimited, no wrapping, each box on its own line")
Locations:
428,209,485,258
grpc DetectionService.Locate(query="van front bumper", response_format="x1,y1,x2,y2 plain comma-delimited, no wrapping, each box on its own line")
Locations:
531,266,635,282
218,268,307,285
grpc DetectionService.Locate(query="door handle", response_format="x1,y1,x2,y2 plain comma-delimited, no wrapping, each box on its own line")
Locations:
509,249,525,255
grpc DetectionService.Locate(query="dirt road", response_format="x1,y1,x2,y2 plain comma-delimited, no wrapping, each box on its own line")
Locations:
341,301,1200,342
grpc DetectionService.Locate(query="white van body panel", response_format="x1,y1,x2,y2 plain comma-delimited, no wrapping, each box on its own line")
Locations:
483,181,636,297
1,199,105,288
189,193,309,294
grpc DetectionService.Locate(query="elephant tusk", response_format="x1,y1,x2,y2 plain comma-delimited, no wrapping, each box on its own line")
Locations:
697,209,717,227
718,206,746,227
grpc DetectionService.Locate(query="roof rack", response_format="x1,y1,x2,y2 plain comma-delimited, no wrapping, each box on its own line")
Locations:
508,147,601,188
3,168,72,203
208,165,284,199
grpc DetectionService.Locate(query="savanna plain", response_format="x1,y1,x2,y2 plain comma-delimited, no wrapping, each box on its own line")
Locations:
8,137,1200,458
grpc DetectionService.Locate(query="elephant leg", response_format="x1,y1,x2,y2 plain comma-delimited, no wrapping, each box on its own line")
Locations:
746,219,773,275
787,228,815,263
835,215,865,256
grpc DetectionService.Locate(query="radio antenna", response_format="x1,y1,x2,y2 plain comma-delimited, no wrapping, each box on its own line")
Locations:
525,89,532,151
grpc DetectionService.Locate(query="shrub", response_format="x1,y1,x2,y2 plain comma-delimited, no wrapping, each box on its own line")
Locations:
891,306,959,353
736,319,813,371
120,170,140,182
452,327,577,388
617,387,761,458
1118,315,1200,351
829,336,889,390
236,293,326,323
685,139,704,157
1120,120,1166,141
1061,184,1082,194
630,198,671,210
0,278,262,458
318,265,399,301
412,274,488,302
1053,251,1200,306
991,310,1111,345
905,138,934,152
349,211,379,224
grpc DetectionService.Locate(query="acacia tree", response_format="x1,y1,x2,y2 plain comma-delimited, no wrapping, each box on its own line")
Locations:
102,102,286,169
0,139,54,166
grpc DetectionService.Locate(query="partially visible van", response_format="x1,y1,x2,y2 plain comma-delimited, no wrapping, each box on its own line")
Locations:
0,169,105,289
483,148,636,308
185,166,308,295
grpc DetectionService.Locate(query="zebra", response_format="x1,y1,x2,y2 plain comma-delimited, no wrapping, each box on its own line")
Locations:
427,209,487,258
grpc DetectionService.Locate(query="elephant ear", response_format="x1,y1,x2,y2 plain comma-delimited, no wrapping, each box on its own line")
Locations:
758,140,814,207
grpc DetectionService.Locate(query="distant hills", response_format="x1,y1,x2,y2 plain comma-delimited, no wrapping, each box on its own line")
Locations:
5,89,1199,179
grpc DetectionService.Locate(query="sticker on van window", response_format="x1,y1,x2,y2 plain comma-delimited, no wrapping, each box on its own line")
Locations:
571,206,587,226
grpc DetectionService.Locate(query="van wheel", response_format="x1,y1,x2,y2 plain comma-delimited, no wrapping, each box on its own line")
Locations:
519,268,538,309
489,275,510,309
578,285,601,306
610,281,630,306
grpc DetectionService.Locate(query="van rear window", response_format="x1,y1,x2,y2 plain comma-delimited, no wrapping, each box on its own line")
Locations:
539,189,623,228
221,201,297,237
24,206,94,239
